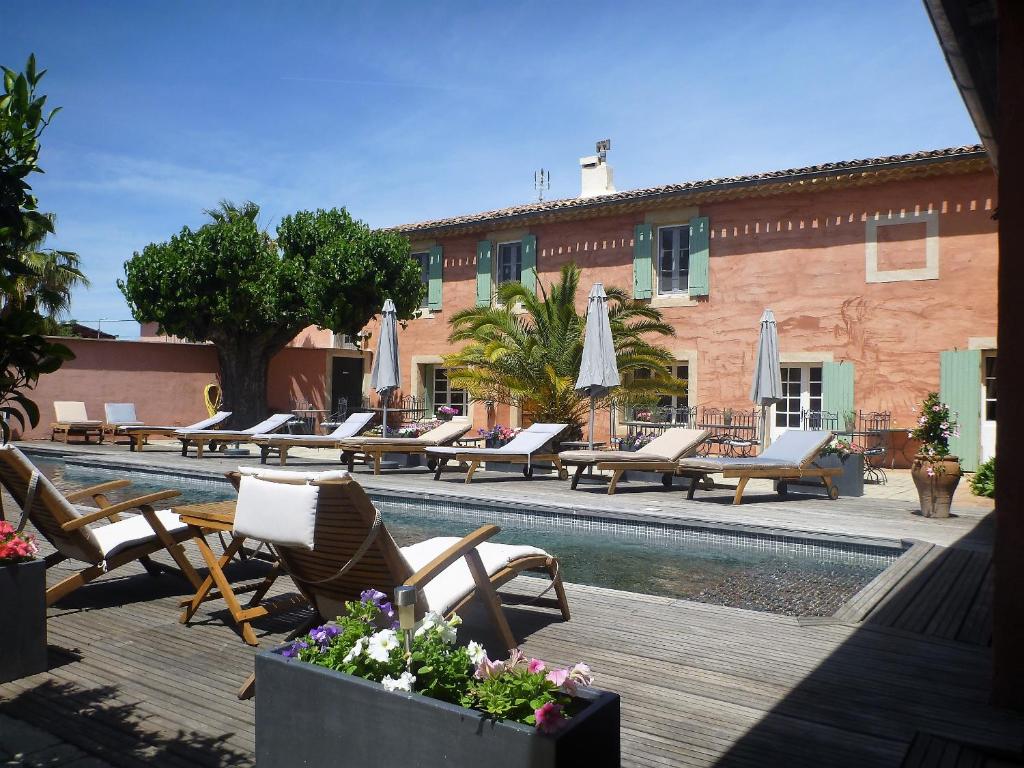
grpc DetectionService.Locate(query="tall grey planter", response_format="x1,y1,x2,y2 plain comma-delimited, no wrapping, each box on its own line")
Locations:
781,453,865,498
256,648,620,768
0,559,47,683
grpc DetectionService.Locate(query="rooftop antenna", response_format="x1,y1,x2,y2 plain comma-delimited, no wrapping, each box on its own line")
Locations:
596,139,611,163
534,168,550,202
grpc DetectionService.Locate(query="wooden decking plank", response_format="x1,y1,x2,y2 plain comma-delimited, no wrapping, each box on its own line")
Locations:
835,541,934,623
927,550,991,640
894,548,973,635
957,562,995,647
866,544,947,627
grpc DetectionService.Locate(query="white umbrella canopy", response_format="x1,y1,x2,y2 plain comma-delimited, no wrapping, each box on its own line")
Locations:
370,299,400,435
575,283,620,449
750,308,784,448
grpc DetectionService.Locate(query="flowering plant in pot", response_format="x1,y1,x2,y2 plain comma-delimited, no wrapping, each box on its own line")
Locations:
908,392,962,518
436,405,459,421
0,520,47,683
257,590,619,767
478,424,519,448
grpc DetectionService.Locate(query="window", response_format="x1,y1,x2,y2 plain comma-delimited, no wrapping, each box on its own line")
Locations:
496,241,523,285
411,251,430,308
657,225,690,295
775,365,823,429
657,363,690,421
984,354,996,422
433,367,467,417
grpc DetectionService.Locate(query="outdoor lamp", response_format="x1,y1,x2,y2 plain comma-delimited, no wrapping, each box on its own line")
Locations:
395,585,417,655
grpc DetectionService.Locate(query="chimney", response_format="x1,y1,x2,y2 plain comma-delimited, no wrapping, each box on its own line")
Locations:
579,139,615,198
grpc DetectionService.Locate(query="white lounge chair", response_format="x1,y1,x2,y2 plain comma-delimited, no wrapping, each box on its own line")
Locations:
251,412,376,465
559,427,711,493
676,429,840,504
104,403,144,428
338,418,472,474
117,411,233,452
51,401,104,443
176,413,293,458
426,423,569,483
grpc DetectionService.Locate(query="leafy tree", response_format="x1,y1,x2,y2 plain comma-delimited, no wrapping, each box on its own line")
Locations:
119,203,423,427
443,262,685,440
1,55,74,442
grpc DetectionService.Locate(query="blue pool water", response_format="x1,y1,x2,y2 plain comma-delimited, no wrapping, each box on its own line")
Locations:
33,457,899,616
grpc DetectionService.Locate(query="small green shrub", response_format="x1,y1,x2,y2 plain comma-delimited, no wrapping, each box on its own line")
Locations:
970,457,995,498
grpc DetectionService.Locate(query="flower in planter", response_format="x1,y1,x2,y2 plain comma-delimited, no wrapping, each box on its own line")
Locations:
280,589,596,732
437,406,459,417
909,392,961,475
0,521,38,563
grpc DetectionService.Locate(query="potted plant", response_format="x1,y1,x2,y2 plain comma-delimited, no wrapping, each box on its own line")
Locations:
256,590,619,768
908,392,962,518
0,518,47,684
436,405,459,422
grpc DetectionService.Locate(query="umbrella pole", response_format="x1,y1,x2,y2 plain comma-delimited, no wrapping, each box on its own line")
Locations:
382,401,387,438
589,396,596,451
760,405,767,450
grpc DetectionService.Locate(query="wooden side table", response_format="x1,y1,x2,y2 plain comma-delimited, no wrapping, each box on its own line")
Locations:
176,501,306,646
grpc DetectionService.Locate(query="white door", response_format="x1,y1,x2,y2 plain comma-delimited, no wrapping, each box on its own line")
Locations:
981,352,996,461
772,365,823,441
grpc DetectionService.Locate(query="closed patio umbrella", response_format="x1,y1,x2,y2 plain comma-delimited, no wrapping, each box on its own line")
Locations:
751,308,784,448
370,299,400,436
575,283,620,450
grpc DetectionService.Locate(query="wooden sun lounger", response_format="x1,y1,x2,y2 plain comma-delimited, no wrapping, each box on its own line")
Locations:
177,413,293,458
0,444,203,606
117,411,233,452
251,412,376,465
428,423,570,483
230,468,570,699
676,429,841,504
339,420,472,474
50,401,105,443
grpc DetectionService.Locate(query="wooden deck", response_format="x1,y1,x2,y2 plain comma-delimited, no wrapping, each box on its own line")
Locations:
1,443,1021,767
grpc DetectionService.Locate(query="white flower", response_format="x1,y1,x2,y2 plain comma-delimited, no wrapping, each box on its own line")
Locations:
466,640,487,664
343,637,367,663
414,611,444,637
381,671,416,693
366,629,399,663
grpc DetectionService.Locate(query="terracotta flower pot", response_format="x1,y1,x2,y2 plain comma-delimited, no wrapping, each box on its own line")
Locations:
911,454,962,518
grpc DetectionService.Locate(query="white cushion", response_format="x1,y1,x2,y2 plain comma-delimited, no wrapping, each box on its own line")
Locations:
399,537,548,614
104,403,139,424
91,509,188,560
55,401,92,422
233,475,319,549
237,467,349,484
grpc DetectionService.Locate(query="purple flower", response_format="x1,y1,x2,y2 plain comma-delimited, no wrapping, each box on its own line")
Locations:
309,625,341,646
281,639,309,658
361,589,387,605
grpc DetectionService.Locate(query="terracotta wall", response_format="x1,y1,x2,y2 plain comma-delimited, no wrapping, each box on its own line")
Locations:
16,338,329,439
368,170,997,443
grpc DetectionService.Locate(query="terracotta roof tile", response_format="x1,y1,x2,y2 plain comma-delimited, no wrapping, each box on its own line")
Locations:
395,145,987,235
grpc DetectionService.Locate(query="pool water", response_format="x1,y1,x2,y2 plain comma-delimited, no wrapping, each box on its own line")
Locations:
34,458,899,617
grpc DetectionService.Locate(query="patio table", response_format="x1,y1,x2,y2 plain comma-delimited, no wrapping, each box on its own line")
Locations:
696,423,758,456
176,501,306,646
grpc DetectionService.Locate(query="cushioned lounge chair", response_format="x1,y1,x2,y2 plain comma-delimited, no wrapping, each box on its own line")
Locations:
117,411,233,452
338,418,472,474
251,411,376,465
559,427,711,493
0,444,202,605
676,429,840,504
50,401,104,443
231,467,570,698
426,423,569,483
176,413,293,458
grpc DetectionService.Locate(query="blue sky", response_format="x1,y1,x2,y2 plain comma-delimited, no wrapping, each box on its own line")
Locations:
7,1,977,336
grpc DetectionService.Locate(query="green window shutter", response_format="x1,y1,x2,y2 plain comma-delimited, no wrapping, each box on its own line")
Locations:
476,240,493,307
427,245,443,310
688,216,710,298
423,364,435,415
822,362,855,427
940,349,982,471
633,224,652,299
521,234,537,293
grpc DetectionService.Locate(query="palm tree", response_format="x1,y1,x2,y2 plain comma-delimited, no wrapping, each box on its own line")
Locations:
443,262,686,440
1,214,88,332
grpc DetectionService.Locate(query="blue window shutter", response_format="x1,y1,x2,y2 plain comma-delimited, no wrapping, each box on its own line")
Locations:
633,224,652,299
476,240,493,307
427,245,443,310
521,234,537,293
423,364,435,414
822,362,854,427
688,216,710,298
940,349,982,471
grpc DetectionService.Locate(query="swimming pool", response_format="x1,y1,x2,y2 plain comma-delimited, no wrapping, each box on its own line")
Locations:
33,457,901,617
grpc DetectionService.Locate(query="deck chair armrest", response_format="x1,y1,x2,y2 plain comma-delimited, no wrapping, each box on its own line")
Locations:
61,489,182,531
63,479,132,503
404,524,501,590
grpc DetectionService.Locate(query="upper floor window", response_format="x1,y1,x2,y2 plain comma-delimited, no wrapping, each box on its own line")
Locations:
658,225,690,295
496,241,523,286
411,251,430,308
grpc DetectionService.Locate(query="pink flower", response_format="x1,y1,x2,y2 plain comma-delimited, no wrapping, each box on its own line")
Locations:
474,656,505,680
932,405,941,412
527,658,546,674
568,662,593,687
504,648,526,670
545,668,569,687
926,466,935,477
0,520,13,536
534,701,565,734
